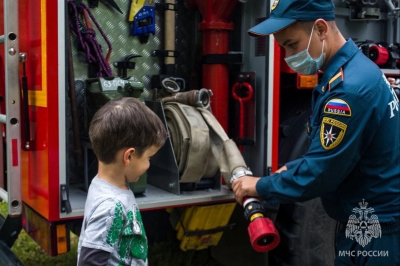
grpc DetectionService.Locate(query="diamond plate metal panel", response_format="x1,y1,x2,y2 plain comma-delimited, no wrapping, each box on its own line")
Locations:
70,0,197,93
71,0,158,98
67,0,198,183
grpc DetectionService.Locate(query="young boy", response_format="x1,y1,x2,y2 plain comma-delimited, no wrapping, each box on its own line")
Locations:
77,97,167,266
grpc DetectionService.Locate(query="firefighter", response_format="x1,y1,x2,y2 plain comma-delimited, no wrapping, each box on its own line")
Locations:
232,0,400,265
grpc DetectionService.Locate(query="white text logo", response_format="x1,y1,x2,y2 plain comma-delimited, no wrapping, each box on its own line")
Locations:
345,199,381,247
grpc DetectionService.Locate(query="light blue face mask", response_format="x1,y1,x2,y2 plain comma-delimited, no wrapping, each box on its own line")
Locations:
284,26,325,75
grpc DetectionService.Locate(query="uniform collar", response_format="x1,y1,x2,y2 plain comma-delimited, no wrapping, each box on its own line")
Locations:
315,39,358,95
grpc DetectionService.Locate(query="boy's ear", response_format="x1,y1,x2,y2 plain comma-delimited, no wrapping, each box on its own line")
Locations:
123,148,136,165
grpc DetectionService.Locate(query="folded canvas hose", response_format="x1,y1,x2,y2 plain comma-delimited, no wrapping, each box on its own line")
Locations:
164,103,219,183
197,108,249,187
163,96,248,186
163,94,280,252
197,108,280,253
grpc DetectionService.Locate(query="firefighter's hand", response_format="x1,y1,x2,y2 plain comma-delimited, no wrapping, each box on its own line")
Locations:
232,176,260,205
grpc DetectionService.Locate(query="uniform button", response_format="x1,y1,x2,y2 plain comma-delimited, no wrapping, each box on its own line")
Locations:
321,86,325,92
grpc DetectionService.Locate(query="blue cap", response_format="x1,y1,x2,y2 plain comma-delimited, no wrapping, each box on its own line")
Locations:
248,0,335,36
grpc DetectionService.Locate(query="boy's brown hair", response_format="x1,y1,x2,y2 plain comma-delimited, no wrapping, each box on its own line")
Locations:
89,97,167,164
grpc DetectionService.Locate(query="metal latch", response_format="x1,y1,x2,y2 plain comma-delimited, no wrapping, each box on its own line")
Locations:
60,185,72,214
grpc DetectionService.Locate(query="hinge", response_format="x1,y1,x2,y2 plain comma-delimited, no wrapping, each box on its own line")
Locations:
60,184,72,214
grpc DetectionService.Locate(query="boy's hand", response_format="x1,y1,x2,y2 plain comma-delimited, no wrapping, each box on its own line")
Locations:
232,176,260,205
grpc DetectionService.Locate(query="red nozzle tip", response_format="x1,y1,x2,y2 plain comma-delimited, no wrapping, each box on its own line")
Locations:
248,217,280,252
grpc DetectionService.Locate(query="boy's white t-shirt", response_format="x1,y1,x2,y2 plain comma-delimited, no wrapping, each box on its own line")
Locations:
77,176,148,266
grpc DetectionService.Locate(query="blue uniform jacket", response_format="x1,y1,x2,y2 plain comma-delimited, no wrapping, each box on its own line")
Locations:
256,39,400,223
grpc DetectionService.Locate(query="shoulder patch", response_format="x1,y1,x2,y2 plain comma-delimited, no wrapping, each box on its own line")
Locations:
328,68,344,91
324,98,351,117
320,117,347,150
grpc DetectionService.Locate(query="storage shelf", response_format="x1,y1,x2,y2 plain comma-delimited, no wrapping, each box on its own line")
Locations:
136,185,235,210
62,184,235,219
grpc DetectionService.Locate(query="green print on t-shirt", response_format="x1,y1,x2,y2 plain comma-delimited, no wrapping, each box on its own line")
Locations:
107,202,148,264
118,209,134,263
106,202,124,245
130,209,147,260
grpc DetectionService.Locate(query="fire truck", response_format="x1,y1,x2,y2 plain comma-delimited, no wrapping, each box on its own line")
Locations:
1,0,399,265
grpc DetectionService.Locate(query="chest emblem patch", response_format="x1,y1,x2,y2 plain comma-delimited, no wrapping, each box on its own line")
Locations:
324,99,351,117
320,117,347,150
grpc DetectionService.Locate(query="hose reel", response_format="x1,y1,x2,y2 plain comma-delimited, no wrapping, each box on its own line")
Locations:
161,89,247,185
162,89,217,184
164,102,219,183
160,89,280,252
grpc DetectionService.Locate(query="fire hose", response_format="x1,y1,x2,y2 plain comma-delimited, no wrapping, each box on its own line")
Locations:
161,90,280,252
164,102,219,183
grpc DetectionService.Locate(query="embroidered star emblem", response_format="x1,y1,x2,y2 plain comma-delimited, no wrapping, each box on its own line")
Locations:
324,126,337,146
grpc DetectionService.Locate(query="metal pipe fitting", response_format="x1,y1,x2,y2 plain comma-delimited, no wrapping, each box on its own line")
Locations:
161,89,213,109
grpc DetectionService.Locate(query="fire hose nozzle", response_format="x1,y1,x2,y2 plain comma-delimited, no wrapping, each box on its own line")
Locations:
243,197,280,252
161,88,213,109
231,169,280,252
196,88,213,109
